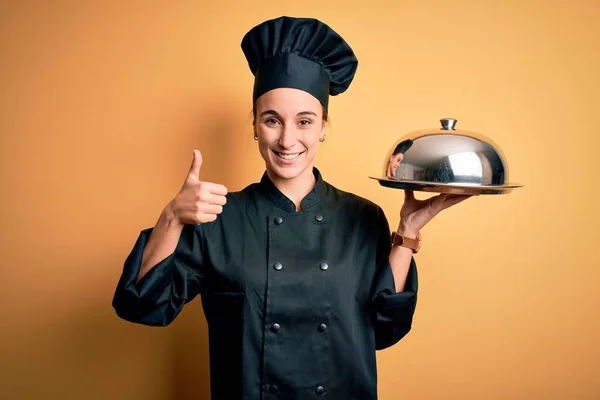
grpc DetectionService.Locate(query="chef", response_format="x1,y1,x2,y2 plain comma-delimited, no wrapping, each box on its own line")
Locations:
112,15,469,400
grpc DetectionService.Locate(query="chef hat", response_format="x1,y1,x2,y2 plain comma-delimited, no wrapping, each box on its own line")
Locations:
241,16,358,111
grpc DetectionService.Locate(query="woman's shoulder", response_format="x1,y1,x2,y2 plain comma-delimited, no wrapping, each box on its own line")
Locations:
324,181,384,215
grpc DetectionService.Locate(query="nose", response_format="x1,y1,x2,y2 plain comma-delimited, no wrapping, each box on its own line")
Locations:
278,124,297,149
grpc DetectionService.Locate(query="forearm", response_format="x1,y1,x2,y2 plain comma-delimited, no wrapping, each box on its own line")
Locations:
388,223,417,292
138,203,184,283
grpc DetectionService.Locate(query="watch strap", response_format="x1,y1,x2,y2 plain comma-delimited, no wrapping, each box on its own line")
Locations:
391,231,422,253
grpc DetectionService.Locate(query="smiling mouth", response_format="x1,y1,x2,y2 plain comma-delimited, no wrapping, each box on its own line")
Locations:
273,150,304,160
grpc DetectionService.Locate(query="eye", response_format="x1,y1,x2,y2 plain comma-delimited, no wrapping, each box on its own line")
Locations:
298,119,313,126
263,118,280,125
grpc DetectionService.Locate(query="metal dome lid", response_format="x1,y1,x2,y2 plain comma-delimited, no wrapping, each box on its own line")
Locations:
370,118,523,195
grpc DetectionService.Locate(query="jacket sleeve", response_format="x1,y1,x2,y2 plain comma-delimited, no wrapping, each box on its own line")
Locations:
370,207,418,350
112,223,206,327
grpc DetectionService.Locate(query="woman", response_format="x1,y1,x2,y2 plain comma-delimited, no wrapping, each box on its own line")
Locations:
386,139,414,179
112,16,469,399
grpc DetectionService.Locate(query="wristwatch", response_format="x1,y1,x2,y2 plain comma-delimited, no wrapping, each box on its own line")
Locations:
391,231,422,253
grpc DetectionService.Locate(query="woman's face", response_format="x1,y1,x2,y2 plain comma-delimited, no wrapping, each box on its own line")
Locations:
254,88,327,181
387,153,404,178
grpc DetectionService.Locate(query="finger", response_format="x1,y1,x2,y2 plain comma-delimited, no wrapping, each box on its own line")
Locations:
186,149,203,181
404,190,415,202
430,194,467,213
201,181,228,196
428,193,449,213
195,213,217,223
198,203,224,215
441,194,471,209
432,193,449,203
203,214,218,222
200,192,227,206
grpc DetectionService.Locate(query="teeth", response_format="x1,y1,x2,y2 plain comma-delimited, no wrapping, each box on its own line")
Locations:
277,152,300,160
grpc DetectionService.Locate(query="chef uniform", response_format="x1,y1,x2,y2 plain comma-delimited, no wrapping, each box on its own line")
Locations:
112,16,419,400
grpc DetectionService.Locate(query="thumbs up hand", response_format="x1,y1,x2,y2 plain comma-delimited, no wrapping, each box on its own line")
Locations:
169,149,228,225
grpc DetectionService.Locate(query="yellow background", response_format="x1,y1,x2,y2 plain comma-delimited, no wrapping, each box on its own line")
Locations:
1,1,598,399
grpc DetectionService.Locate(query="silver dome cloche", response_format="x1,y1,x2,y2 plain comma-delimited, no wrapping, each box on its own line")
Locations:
371,118,523,195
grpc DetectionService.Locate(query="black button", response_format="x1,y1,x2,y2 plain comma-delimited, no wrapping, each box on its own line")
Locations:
315,386,325,395
320,262,329,271
315,214,324,222
274,217,283,225
318,323,327,332
271,323,281,332
273,262,283,271
269,385,278,393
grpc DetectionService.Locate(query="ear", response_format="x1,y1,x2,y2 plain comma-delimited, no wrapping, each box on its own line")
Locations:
320,119,328,136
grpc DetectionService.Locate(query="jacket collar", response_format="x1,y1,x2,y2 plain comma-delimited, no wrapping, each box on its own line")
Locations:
258,167,327,212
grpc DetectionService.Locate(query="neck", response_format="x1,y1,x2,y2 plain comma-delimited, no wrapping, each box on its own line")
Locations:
267,166,316,211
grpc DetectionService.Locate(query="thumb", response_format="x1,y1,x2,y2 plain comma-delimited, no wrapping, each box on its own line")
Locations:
186,149,202,181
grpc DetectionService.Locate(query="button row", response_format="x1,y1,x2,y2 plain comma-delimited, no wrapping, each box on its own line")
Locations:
273,215,324,224
272,262,329,271
268,323,326,333
268,385,325,395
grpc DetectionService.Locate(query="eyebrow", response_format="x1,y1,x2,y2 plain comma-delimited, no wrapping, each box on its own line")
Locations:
259,110,318,117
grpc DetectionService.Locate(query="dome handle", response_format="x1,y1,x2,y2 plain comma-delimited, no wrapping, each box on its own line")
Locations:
440,118,457,130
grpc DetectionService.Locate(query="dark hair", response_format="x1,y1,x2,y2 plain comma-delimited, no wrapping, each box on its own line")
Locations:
252,105,329,125
392,139,413,156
